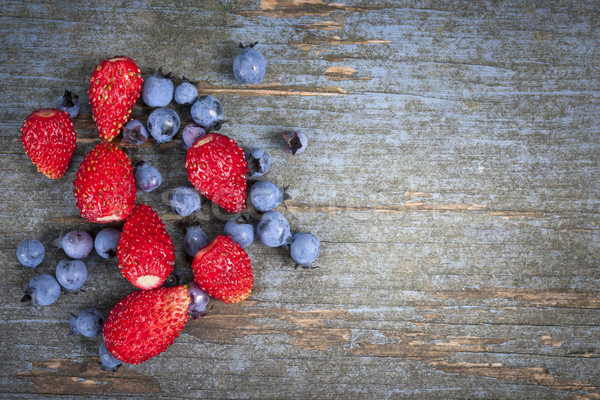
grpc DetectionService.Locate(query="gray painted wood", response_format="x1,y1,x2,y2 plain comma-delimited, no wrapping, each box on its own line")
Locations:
1,0,599,398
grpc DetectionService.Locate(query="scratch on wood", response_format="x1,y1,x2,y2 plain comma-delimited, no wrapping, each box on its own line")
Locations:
559,226,599,233
324,66,370,81
435,288,600,309
297,21,344,31
237,0,371,18
194,80,347,97
404,191,433,198
486,210,549,219
294,33,391,50
16,358,161,395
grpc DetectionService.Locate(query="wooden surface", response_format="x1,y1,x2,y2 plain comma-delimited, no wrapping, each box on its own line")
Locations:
1,0,599,398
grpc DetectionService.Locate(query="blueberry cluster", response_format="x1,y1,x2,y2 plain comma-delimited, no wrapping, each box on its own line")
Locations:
17,228,121,369
19,228,120,306
223,178,320,268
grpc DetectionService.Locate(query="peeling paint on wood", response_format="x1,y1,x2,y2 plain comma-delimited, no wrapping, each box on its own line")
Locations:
237,0,371,18
324,66,370,81
293,33,392,50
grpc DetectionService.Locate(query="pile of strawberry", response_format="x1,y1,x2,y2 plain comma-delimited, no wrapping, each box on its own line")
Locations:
20,57,258,365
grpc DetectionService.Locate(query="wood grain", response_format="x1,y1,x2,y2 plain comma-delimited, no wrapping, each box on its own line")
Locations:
1,0,599,399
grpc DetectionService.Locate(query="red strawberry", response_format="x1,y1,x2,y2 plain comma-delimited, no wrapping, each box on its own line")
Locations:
191,235,253,303
103,285,189,364
117,203,175,290
186,133,248,213
20,109,77,179
89,56,143,141
73,141,136,223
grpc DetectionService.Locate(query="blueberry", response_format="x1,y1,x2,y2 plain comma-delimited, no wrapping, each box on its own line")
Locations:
290,232,320,268
147,108,180,145
17,239,45,268
70,308,104,337
182,124,206,150
56,89,80,118
187,282,209,319
190,95,223,129
170,186,202,217
23,274,60,306
184,225,209,257
256,210,292,247
233,42,266,84
174,81,198,105
224,216,255,248
122,119,149,146
94,228,121,259
250,181,288,212
55,230,93,259
246,148,271,178
142,68,174,107
55,259,88,291
135,162,162,192
283,131,308,155
99,343,122,371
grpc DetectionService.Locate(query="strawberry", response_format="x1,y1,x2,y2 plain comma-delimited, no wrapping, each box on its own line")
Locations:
186,133,248,213
103,285,189,364
191,235,253,303
20,109,77,179
88,56,143,141
73,141,136,223
117,203,175,290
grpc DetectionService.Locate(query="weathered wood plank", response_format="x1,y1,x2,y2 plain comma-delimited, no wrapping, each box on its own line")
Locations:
1,0,599,398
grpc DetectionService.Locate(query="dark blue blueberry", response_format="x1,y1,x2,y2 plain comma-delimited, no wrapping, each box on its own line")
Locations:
184,225,209,257
290,232,320,268
250,181,286,212
99,343,122,371
56,230,93,259
94,228,121,259
135,162,162,192
245,148,271,178
233,43,266,84
71,308,104,337
174,81,198,105
147,108,180,144
190,95,223,129
56,89,80,118
55,259,88,291
224,216,255,248
182,124,206,150
187,282,210,319
17,239,45,268
256,210,292,247
142,69,174,107
122,119,149,146
24,274,60,306
170,186,202,217
283,131,308,155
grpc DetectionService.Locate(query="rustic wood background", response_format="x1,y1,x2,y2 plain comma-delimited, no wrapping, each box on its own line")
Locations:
1,0,599,398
